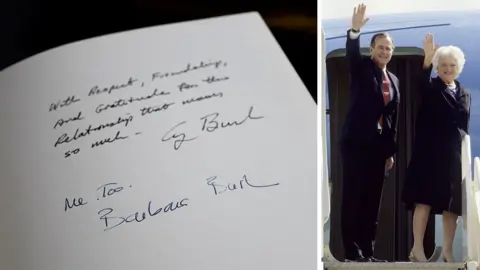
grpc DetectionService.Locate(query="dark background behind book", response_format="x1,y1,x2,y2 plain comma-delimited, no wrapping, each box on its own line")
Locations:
0,0,317,102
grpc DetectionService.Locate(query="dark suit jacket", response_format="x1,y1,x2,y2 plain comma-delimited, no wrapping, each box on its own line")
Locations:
340,29,400,158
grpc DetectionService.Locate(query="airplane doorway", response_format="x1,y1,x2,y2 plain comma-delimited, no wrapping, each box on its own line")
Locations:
325,47,436,262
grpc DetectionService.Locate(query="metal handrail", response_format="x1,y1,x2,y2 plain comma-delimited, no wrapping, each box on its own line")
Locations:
472,156,480,268
461,135,480,270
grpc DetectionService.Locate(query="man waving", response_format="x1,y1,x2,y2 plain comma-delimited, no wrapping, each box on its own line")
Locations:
339,3,400,262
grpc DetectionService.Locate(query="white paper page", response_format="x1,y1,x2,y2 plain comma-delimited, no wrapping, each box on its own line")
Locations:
0,12,317,270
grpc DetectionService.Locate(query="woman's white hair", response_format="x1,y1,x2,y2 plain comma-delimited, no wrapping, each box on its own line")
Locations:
432,45,466,78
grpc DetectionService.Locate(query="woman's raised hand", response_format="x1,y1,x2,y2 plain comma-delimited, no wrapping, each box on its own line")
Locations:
422,33,440,60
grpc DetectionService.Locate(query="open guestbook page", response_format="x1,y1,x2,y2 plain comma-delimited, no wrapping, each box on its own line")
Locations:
0,12,317,270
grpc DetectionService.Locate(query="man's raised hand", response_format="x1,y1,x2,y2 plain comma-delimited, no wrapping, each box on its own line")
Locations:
352,3,370,30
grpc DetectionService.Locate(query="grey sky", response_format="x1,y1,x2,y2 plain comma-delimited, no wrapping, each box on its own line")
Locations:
321,0,480,19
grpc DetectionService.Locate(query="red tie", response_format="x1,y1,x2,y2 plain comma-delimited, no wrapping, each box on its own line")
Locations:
379,73,390,127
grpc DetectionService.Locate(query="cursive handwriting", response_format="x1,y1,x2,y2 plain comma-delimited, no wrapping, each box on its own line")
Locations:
97,183,132,200
91,130,129,148
54,114,134,147
64,148,80,158
206,175,279,195
182,92,223,105
161,121,197,150
178,82,198,92
49,95,81,112
203,76,229,84
151,60,227,81
98,198,189,231
200,106,264,133
95,88,170,114
54,111,84,129
140,102,175,116
161,106,264,150
88,77,138,96
65,197,87,211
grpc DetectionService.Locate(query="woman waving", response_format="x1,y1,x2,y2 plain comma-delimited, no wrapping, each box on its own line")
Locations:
402,33,471,263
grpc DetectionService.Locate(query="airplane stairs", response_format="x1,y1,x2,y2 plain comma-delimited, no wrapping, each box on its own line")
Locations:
322,136,480,270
